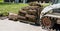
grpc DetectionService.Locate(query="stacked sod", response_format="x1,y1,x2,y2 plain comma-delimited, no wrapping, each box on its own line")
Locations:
18,2,43,24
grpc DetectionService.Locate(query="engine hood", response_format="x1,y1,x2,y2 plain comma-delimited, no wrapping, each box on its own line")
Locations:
40,3,60,18
41,3,60,14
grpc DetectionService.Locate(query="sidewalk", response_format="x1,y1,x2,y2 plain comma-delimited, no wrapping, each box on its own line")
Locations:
0,19,47,31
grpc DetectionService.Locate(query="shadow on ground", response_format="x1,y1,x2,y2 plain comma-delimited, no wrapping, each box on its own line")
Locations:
52,24,60,30
19,21,40,26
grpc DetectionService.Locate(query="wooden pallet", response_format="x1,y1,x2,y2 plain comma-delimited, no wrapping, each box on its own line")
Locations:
19,20,35,24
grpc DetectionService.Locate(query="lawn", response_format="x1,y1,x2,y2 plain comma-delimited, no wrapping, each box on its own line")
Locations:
0,3,28,16
0,3,28,14
0,0,3,2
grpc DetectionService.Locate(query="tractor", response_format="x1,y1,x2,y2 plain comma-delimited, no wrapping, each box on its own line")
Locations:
40,0,60,29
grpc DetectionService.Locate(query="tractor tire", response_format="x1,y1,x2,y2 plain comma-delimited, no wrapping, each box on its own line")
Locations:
41,16,55,29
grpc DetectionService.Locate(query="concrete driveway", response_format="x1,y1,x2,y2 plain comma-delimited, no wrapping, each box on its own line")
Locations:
0,19,48,31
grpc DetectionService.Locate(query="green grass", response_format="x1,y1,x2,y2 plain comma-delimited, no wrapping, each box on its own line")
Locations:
0,3,28,16
0,0,3,2
0,3,28,14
